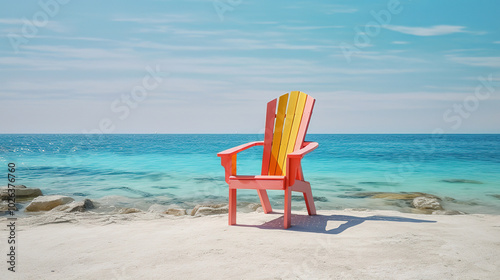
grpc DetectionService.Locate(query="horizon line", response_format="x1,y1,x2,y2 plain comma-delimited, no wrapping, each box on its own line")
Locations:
1,133,499,135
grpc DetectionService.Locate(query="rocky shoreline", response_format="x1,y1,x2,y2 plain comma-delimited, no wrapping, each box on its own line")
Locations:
3,185,498,221
0,185,264,219
342,191,465,215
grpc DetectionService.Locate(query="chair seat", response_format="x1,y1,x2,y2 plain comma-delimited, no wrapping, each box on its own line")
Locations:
229,175,286,190
229,175,285,180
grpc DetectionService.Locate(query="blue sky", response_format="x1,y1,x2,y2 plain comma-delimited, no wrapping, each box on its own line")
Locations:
1,0,499,133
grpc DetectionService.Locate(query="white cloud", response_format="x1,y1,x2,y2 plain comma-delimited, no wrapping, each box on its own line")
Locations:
0,18,25,25
113,15,195,24
392,41,409,45
316,90,500,103
463,75,500,82
133,26,224,37
128,38,338,52
447,55,500,67
384,25,466,36
44,21,70,33
0,27,20,34
343,51,426,63
324,5,358,14
326,8,358,14
1,79,134,97
0,21,68,40
286,4,357,14
278,25,344,31
30,35,114,42
20,45,131,59
444,48,487,54
253,21,279,25
423,85,475,92
0,18,68,33
494,41,500,44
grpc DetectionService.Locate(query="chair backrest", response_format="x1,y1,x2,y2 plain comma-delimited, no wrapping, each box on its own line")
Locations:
261,91,315,176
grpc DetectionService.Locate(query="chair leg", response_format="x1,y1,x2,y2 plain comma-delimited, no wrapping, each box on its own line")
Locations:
257,190,272,213
303,186,316,216
284,187,292,229
229,188,237,225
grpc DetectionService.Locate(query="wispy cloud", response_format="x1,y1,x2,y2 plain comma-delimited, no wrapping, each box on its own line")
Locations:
221,40,327,51
0,18,25,25
133,26,223,37
30,35,115,42
0,18,68,34
113,15,195,24
45,21,70,33
447,55,500,67
126,38,336,52
324,91,488,102
278,25,343,31
286,3,357,14
253,21,279,25
1,1,499,133
336,51,426,63
20,45,130,59
323,5,358,14
384,25,466,36
1,79,136,98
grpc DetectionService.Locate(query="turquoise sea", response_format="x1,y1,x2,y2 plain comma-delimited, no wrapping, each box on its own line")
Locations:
1,134,499,214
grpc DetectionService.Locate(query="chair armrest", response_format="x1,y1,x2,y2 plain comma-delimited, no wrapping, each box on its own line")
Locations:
287,142,318,159
217,141,264,157
286,142,318,186
217,141,264,183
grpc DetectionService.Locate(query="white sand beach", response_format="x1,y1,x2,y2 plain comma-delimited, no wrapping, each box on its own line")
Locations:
2,209,500,279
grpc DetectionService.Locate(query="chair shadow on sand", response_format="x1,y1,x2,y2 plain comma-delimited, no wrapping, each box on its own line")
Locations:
236,213,437,234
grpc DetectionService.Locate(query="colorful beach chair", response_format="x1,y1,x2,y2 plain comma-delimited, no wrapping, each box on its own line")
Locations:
217,91,318,229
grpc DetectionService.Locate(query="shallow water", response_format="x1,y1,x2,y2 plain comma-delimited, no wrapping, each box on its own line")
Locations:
1,134,499,214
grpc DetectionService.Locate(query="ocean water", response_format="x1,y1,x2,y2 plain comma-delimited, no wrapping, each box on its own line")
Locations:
1,134,499,214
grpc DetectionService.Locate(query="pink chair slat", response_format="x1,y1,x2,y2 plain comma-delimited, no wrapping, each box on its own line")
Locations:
261,98,277,176
293,95,315,151
258,98,278,213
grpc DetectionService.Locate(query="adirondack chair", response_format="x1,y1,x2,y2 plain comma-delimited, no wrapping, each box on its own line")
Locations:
217,91,318,229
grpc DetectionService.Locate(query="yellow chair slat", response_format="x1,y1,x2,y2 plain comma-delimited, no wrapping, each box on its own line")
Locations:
275,91,300,175
285,92,307,160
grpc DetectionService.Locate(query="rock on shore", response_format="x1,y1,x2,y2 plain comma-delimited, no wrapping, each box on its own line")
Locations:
52,199,95,212
25,195,74,212
117,208,142,214
165,208,187,216
412,196,442,210
191,204,228,216
0,201,17,211
0,185,43,201
348,192,450,214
